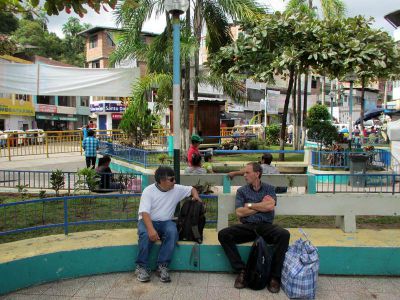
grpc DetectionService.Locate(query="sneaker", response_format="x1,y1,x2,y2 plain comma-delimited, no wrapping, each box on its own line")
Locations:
135,266,150,282
157,264,171,283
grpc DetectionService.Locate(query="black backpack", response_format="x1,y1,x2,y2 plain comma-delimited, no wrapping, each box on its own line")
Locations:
177,199,206,244
245,236,273,290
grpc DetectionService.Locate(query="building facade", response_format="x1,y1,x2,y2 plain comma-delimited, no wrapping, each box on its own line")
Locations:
0,55,35,130
79,27,158,131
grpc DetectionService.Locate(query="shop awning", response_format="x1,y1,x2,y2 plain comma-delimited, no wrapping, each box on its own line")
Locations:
0,63,140,97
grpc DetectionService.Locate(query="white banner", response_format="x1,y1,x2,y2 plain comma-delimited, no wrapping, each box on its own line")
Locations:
0,63,140,97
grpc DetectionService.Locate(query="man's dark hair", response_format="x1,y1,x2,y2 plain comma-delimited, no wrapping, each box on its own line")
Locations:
247,162,263,179
97,157,106,167
88,129,95,137
155,166,175,183
103,155,111,163
191,154,202,167
261,153,273,165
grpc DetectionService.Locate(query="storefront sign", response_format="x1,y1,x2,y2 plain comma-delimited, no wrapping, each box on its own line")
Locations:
105,103,125,112
37,104,57,113
0,98,35,116
90,103,105,112
112,113,123,120
36,114,77,121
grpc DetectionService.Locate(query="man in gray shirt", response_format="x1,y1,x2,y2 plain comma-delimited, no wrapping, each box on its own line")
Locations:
218,162,290,293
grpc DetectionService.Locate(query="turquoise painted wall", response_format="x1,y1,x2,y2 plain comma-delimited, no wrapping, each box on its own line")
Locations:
1,244,400,295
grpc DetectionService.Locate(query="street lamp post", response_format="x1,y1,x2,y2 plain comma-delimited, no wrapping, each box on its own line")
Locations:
346,72,357,149
165,0,189,184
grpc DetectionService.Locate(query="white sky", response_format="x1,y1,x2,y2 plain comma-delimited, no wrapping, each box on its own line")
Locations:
47,0,399,38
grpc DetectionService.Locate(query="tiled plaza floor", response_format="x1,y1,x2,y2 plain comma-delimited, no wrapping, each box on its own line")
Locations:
2,272,400,300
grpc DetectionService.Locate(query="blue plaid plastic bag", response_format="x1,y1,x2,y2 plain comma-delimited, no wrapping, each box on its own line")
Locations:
281,235,319,299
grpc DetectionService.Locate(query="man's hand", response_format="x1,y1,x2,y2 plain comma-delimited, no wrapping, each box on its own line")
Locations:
247,196,275,213
191,187,202,202
262,195,275,205
148,228,160,242
192,196,202,202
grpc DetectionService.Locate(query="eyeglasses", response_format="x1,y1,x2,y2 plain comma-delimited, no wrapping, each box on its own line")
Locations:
166,176,175,182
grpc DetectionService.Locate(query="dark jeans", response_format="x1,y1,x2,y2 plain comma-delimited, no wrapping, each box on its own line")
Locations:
85,156,96,169
136,220,178,269
218,223,290,279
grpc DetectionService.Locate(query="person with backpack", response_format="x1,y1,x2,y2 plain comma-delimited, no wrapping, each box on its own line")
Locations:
135,166,201,283
218,162,290,293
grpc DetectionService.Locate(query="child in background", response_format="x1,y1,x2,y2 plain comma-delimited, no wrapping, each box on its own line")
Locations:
203,153,214,173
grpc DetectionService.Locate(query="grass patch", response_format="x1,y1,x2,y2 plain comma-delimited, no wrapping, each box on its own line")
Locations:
0,195,218,244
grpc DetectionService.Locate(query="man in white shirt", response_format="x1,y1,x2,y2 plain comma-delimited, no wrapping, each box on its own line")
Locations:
136,166,201,283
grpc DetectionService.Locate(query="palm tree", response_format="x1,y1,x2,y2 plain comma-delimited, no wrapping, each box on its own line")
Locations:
111,0,265,140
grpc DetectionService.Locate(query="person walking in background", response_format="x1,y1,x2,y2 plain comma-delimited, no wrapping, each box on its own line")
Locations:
184,154,207,175
187,134,203,166
82,125,89,139
228,153,279,179
82,129,99,169
287,124,294,144
203,152,214,173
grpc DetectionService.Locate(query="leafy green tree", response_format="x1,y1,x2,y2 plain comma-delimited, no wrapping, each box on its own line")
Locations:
61,17,91,66
0,34,17,55
285,0,346,149
0,12,19,34
315,16,400,130
1,0,117,16
305,104,338,149
111,0,263,142
12,19,63,59
209,11,321,160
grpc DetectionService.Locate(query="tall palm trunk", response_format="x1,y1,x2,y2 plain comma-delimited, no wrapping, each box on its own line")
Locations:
183,8,191,152
360,77,365,131
301,71,309,147
193,0,203,134
296,74,302,150
279,67,295,161
292,73,297,149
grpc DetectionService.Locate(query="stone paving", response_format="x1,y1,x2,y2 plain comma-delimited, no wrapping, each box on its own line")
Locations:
1,272,400,300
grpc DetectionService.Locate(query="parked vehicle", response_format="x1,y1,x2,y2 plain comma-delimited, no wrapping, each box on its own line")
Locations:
232,124,265,139
3,130,26,146
25,129,45,144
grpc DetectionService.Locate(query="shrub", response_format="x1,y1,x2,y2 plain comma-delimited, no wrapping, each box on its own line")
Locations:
50,169,65,196
305,104,339,149
265,124,280,146
247,139,259,150
75,168,100,194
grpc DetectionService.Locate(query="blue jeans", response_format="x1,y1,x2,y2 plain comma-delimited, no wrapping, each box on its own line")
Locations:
136,220,178,269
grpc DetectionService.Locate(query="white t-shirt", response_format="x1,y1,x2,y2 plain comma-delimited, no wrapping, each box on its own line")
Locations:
138,183,192,221
261,164,280,174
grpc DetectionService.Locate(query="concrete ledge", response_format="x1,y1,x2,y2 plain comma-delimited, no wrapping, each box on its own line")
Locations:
1,228,400,295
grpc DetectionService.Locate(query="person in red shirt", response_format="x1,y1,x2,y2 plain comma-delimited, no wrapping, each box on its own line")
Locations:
187,134,203,166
